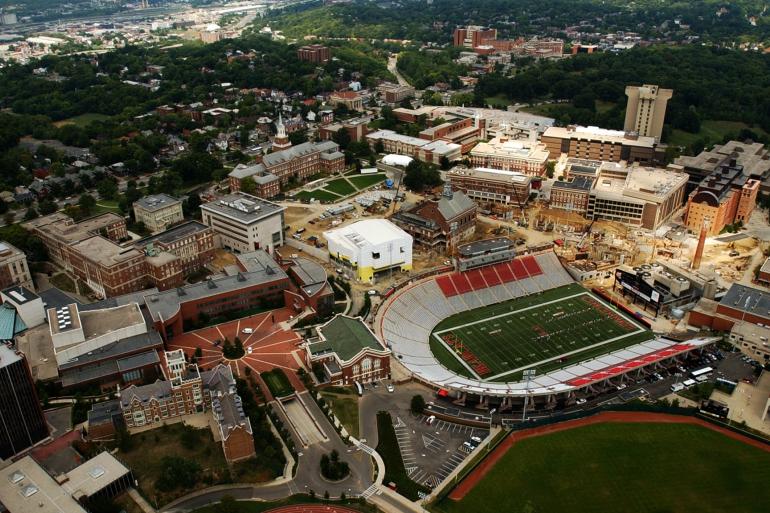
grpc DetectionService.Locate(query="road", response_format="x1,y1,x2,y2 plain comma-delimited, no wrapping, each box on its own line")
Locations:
387,54,411,87
163,391,375,513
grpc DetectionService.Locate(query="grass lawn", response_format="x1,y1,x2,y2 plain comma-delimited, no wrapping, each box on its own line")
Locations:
434,422,770,513
376,412,430,501
50,273,76,293
669,120,769,148
484,95,512,108
431,283,651,381
119,424,231,507
94,200,120,215
294,189,341,203
348,173,387,190
323,177,357,196
53,112,111,127
320,388,360,438
190,494,378,513
261,369,295,398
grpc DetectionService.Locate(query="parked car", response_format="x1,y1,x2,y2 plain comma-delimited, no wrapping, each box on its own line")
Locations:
387,384,395,393
576,398,587,405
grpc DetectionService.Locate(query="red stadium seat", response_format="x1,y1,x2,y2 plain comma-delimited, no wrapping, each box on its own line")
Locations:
511,258,528,279
436,275,458,297
495,261,515,282
451,273,473,294
522,256,543,276
466,269,487,290
481,266,502,286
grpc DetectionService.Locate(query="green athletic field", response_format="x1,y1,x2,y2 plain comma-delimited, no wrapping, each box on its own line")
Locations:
434,422,770,513
429,283,653,382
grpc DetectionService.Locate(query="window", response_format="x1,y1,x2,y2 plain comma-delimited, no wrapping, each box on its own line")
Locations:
122,369,142,382
372,252,380,259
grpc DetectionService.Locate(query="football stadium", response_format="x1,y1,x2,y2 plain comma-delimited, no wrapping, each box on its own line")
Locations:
376,239,717,410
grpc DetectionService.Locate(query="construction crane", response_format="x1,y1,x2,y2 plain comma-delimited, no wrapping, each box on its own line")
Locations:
511,182,528,227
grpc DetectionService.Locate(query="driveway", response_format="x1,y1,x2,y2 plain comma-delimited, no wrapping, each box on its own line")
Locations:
163,391,374,512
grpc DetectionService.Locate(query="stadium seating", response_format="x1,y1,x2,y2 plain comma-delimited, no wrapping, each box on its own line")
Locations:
379,251,582,390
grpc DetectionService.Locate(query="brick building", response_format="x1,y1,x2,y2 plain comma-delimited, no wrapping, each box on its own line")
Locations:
688,283,770,332
447,167,532,205
329,91,364,112
0,241,33,291
228,140,344,195
453,26,497,48
297,44,330,63
318,117,370,143
683,162,760,236
25,213,215,298
393,188,477,251
541,125,664,164
305,315,391,385
366,130,462,165
119,350,255,463
469,135,549,176
550,176,593,213
377,82,415,104
144,250,292,340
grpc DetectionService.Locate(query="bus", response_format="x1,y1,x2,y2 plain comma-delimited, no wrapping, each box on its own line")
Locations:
690,367,713,379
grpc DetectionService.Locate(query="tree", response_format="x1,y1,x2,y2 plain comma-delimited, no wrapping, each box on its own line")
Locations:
403,159,442,192
23,207,38,221
155,456,201,491
38,199,57,215
78,193,96,216
545,160,555,179
410,394,426,414
332,127,351,150
439,155,451,170
217,495,239,513
240,176,257,195
183,193,202,219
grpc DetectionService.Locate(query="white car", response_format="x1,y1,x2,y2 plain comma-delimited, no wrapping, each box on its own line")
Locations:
387,384,395,393
247,347,253,354
616,383,627,391
242,328,253,334
576,398,587,405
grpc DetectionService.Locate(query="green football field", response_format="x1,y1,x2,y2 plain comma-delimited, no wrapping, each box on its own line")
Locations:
430,284,652,382
434,422,770,513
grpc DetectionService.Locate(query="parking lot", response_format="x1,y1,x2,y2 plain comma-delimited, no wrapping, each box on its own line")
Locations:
392,413,489,489
359,381,490,491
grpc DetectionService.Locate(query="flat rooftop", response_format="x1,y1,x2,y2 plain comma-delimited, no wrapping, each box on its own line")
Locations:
134,193,180,212
544,125,656,148
449,167,533,185
145,250,288,321
200,192,284,225
24,213,124,246
70,236,143,267
0,456,87,513
324,219,411,249
1,285,39,305
470,136,549,161
720,283,770,320
134,220,210,247
61,452,130,500
457,237,514,258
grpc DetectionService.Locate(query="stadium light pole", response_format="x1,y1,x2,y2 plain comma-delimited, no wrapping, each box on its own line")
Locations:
522,369,536,422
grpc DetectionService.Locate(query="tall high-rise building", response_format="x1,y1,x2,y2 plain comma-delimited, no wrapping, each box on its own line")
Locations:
0,343,49,460
624,84,673,141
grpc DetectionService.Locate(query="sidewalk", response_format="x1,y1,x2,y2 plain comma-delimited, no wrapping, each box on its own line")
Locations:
128,488,156,513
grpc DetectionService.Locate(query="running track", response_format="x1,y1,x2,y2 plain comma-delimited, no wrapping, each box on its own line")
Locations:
449,411,770,501
264,505,361,513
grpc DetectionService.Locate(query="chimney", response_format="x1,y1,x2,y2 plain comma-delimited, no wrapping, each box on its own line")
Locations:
691,218,709,270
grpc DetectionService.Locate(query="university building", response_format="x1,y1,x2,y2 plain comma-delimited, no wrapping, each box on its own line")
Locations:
447,167,533,205
132,194,184,234
365,130,462,165
541,125,665,165
228,118,344,196
305,315,391,386
0,241,33,291
683,161,760,236
24,213,215,298
468,135,549,176
393,188,477,251
119,350,256,463
297,44,330,63
200,192,285,254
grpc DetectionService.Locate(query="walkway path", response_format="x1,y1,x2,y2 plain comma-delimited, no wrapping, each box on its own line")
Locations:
162,391,376,513
387,54,410,87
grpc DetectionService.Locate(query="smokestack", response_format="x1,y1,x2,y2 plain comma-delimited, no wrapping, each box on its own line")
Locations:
691,218,709,270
